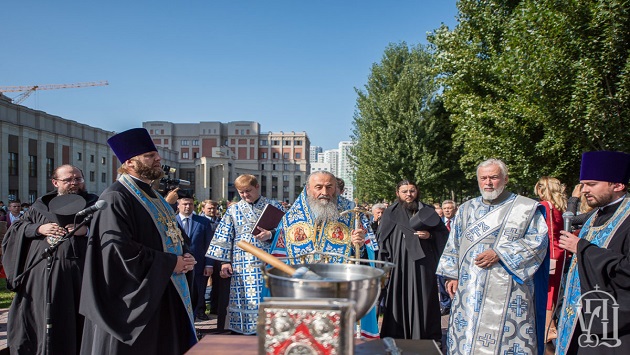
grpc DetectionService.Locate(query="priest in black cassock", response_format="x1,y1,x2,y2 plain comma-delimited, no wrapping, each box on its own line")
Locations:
2,165,98,355
556,151,630,354
79,128,198,354
377,179,448,341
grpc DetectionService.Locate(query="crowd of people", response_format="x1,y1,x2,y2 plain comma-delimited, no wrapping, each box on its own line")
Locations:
0,127,629,355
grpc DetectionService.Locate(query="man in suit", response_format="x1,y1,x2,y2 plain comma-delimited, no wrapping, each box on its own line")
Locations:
176,195,213,321
201,200,229,330
438,200,457,315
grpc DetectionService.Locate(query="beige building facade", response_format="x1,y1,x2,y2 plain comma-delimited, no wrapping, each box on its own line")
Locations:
143,121,310,203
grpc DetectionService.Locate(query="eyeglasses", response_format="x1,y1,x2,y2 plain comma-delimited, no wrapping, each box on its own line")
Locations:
55,177,85,184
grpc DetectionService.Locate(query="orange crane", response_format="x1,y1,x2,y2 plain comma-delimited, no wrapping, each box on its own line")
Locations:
0,80,109,104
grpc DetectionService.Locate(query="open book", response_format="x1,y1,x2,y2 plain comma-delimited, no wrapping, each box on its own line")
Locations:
250,204,285,235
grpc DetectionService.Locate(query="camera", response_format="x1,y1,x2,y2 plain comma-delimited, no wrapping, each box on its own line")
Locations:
157,165,191,197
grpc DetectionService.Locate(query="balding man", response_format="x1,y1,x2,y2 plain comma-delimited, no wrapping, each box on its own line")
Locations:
2,165,98,354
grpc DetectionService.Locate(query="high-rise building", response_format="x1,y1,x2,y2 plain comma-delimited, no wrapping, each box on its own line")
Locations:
309,146,323,164
337,141,355,200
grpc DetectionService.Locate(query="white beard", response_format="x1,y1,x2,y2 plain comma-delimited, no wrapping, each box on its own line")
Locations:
307,195,339,225
480,185,505,201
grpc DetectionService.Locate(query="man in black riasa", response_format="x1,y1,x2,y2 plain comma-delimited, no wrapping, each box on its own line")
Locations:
2,165,98,355
377,179,448,341
79,128,197,354
556,151,630,354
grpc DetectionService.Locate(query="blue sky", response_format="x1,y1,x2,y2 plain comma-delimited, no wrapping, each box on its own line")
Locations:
1,0,458,150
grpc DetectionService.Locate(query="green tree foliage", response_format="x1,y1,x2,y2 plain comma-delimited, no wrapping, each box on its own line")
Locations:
429,0,630,191
351,43,467,202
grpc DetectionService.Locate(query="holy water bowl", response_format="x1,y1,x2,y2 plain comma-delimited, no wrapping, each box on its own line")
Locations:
262,254,393,320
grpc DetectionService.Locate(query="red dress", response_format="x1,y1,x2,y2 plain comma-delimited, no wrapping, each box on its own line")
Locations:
541,201,565,310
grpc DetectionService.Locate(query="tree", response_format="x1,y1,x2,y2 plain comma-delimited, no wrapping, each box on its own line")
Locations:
351,43,467,202
429,0,630,190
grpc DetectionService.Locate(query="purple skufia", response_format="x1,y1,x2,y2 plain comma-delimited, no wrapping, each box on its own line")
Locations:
107,128,158,163
580,151,630,183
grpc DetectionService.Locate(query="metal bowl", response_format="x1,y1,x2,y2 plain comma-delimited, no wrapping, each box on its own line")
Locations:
262,254,393,320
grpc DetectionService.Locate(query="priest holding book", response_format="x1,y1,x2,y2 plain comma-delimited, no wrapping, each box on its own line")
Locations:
205,174,284,334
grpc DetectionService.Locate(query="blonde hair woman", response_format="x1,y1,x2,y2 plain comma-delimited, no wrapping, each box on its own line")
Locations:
535,176,567,346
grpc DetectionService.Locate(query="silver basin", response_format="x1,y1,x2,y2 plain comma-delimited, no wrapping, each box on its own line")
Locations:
263,256,392,320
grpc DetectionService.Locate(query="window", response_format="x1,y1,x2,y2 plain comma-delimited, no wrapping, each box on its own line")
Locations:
261,152,268,159
187,171,195,183
284,164,290,171
46,158,54,178
240,129,245,135
8,152,18,175
192,140,199,146
272,140,280,146
101,172,106,183
90,171,95,182
246,130,250,134
161,130,165,134
295,153,301,159
284,140,291,146
183,152,189,159
194,152,200,159
28,191,37,204
164,139,169,144
295,140,303,146
283,153,289,159
101,157,106,165
272,152,279,159
260,139,268,146
283,186,289,193
90,155,95,163
261,164,265,170
181,140,189,146
272,164,277,171
77,152,82,161
28,155,37,177
283,175,289,182
150,129,154,134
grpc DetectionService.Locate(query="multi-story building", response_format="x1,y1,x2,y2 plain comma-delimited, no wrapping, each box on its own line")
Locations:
309,146,323,164
321,149,339,177
143,121,310,203
338,141,355,201
0,94,117,203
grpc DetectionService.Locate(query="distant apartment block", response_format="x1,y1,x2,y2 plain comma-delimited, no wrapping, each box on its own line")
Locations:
338,141,355,201
310,146,323,163
143,121,310,203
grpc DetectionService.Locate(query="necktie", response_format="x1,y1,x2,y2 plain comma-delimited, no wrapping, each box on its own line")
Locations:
182,217,189,234
446,219,451,231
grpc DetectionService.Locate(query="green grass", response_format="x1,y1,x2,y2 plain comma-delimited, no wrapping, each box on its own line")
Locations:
0,278,15,309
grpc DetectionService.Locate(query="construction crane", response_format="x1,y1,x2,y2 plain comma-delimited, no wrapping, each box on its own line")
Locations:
0,81,109,104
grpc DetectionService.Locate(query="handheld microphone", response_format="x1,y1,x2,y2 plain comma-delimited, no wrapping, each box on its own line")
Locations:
76,200,108,216
562,211,575,232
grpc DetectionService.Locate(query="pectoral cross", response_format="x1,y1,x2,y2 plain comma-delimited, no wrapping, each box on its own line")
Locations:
165,221,182,246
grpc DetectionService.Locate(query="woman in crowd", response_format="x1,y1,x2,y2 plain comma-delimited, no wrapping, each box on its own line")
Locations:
534,176,567,348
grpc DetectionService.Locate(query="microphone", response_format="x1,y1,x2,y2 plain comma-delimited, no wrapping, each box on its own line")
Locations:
76,200,108,216
562,211,575,232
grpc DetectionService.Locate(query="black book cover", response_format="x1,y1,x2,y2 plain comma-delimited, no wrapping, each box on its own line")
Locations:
251,204,285,235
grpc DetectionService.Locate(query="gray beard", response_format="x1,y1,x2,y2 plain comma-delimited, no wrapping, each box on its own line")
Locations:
307,195,339,225
480,185,505,201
